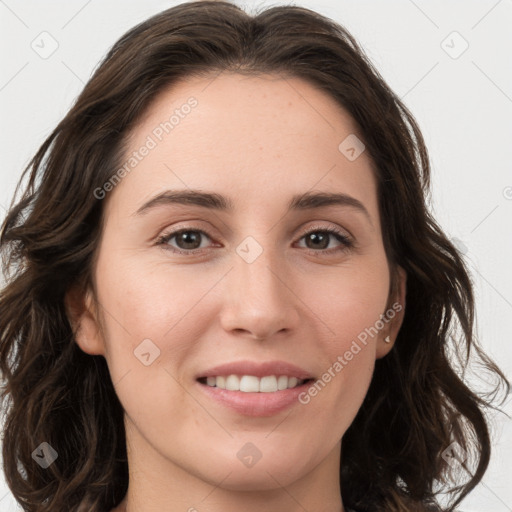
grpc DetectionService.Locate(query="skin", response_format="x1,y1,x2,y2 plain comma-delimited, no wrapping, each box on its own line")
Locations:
66,72,406,512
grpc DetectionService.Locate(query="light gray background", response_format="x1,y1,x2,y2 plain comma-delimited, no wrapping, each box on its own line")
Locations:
0,1,511,511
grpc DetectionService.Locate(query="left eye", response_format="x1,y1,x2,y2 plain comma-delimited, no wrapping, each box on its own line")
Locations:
156,227,353,255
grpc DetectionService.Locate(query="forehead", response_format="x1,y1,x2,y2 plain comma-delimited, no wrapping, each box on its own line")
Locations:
106,72,379,225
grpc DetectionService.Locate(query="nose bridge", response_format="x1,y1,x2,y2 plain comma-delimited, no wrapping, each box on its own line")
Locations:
220,234,299,339
235,237,284,304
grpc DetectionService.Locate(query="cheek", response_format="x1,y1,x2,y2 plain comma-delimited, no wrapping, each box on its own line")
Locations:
93,258,211,436
93,252,219,392
313,259,390,351
302,260,389,410
98,252,213,342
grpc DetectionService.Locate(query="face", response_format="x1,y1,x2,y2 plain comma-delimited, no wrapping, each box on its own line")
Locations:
69,72,406,501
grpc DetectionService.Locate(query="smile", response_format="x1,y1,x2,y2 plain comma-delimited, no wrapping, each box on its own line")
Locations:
198,374,310,392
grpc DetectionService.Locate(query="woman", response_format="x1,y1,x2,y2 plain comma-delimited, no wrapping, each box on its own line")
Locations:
0,2,509,511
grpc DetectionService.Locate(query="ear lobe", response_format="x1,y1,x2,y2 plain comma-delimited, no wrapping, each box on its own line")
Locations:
64,283,105,357
376,265,407,359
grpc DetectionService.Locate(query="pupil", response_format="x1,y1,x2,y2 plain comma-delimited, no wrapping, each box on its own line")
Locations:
179,231,200,249
308,232,328,249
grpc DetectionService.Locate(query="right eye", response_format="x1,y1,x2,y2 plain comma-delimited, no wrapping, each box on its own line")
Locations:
156,228,215,254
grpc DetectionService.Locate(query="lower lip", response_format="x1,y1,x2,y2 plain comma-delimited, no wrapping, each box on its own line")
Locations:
196,380,313,417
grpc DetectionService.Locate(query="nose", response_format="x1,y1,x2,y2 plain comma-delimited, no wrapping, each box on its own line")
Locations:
219,245,301,341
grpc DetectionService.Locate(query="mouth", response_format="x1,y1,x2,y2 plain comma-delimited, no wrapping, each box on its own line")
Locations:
195,360,315,416
195,368,315,416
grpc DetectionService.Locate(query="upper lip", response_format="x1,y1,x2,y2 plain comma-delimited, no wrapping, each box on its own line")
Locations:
197,360,315,380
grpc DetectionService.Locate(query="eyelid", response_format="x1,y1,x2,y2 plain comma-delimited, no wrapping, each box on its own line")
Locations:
300,222,352,241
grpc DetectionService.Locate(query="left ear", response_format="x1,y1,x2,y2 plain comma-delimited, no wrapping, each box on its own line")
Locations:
376,265,407,359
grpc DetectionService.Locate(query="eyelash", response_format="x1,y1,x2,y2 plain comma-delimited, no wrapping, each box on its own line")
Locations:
155,225,354,256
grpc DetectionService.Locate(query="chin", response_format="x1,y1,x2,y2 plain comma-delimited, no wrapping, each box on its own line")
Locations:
208,466,303,492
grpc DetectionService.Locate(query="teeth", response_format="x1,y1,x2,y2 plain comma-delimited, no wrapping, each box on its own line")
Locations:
203,374,306,392
259,376,278,392
225,375,239,391
277,375,288,390
240,375,260,392
288,377,298,388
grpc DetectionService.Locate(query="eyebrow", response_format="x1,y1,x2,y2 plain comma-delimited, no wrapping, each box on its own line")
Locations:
133,189,372,226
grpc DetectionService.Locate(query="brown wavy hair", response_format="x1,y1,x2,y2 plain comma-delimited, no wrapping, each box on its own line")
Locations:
0,1,509,511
